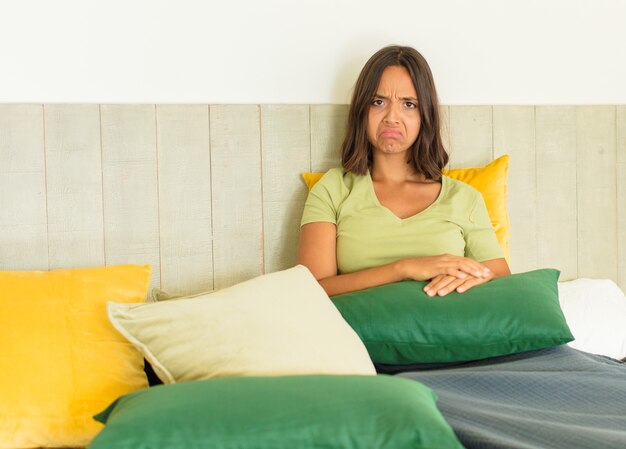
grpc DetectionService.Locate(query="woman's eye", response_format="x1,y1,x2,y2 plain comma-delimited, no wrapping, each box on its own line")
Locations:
405,102,417,109
372,99,383,106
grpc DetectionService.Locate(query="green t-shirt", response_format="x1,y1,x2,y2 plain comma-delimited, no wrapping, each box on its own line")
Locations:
301,168,504,274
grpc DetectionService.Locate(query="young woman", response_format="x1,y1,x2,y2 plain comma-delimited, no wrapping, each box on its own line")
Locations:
298,45,510,297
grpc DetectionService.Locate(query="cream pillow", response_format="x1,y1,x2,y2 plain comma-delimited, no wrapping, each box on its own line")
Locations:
108,265,376,383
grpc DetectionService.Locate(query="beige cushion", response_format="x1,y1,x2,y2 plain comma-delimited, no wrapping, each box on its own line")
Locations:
108,265,376,383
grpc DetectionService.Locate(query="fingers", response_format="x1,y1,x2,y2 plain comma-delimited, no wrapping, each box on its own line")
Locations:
424,270,495,297
433,254,490,279
402,255,491,283
424,275,447,296
449,258,491,278
456,271,494,293
443,268,468,279
424,275,466,297
455,277,480,294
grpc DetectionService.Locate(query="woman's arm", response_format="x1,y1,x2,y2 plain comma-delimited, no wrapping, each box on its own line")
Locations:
297,222,402,296
298,222,493,297
482,258,511,277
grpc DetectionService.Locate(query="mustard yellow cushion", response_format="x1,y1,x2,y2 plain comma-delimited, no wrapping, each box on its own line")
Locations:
0,264,151,449
302,172,326,190
444,156,509,261
302,155,510,261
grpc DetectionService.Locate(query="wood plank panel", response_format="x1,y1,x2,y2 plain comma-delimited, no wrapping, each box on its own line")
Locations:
101,105,161,288
261,105,311,273
576,106,617,280
439,105,451,161
448,106,493,168
493,106,536,272
310,105,347,171
1,102,624,292
0,105,48,270
156,105,213,295
210,105,263,289
44,104,104,269
617,105,626,291
535,106,578,280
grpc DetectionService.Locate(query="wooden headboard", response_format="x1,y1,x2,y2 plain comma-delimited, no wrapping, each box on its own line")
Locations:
1,104,624,294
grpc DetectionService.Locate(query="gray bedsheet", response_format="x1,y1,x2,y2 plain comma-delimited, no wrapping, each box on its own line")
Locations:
398,345,626,449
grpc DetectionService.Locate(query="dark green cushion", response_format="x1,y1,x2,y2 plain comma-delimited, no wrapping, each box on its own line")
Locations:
90,375,463,449
331,269,574,364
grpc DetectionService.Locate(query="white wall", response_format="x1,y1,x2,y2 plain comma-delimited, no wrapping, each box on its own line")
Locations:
1,0,625,104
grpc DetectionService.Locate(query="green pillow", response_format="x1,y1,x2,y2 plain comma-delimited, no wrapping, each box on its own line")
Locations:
90,375,463,449
331,269,574,364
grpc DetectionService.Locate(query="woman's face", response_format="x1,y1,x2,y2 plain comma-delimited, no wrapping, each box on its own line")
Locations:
367,65,421,157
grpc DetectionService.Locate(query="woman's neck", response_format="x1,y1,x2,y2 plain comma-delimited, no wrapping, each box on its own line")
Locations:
370,155,425,184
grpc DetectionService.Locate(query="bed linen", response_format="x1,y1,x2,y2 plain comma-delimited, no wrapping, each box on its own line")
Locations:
397,345,626,449
558,278,626,360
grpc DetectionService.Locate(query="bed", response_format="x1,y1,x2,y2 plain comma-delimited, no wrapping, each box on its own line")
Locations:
400,346,626,449
1,103,625,449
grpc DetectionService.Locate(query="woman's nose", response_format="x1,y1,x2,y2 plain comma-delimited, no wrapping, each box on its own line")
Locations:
383,102,400,123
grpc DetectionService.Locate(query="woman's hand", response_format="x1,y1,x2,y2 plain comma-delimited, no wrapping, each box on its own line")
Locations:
396,254,491,283
424,272,494,297
422,257,510,297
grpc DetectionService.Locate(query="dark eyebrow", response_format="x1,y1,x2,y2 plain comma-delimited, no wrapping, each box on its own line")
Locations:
373,94,418,102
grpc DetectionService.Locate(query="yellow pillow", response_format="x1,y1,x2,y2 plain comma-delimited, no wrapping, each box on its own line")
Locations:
302,172,326,190
444,155,509,261
302,155,510,261
0,264,151,449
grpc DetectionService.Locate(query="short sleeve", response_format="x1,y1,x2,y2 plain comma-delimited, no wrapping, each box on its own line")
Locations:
464,193,505,262
300,168,347,227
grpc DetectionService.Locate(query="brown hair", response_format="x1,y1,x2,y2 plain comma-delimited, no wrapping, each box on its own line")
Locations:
341,45,448,180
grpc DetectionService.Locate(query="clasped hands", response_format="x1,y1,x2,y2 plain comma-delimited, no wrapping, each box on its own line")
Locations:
397,254,494,297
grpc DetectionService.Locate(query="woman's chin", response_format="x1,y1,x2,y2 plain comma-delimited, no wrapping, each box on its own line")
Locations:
377,145,408,155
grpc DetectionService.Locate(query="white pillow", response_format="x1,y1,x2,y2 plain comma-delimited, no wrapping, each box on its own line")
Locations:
108,265,376,383
558,278,626,361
